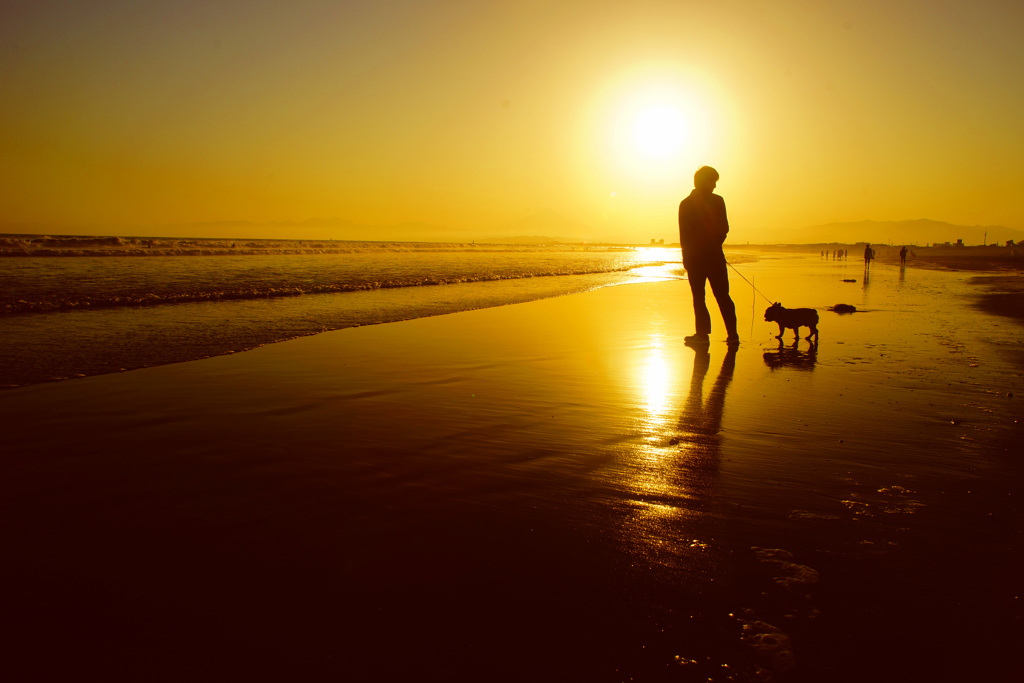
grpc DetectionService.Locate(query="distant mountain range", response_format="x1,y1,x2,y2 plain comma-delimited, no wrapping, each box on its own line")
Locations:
177,218,479,243
778,219,1024,246
253,213,601,244
485,209,603,243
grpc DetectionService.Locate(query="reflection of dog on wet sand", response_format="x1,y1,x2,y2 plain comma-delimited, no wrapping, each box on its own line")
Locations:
764,303,819,342
763,340,817,371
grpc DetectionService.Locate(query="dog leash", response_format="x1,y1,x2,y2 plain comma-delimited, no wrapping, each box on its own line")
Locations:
655,258,775,305
726,260,774,305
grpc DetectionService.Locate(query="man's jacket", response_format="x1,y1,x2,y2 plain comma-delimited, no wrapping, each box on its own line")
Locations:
678,190,729,269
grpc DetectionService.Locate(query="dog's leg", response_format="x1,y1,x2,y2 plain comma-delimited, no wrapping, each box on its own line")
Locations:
807,324,818,342
775,322,784,339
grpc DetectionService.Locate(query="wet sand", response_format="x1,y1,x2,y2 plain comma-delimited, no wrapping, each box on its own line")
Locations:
2,255,1022,682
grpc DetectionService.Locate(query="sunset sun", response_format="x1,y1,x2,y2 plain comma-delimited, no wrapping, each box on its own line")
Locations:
631,103,689,160
602,80,710,183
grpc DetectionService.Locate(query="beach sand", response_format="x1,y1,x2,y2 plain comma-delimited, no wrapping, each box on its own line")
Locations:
2,256,1023,682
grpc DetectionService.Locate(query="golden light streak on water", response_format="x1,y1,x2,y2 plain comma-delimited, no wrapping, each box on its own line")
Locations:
616,336,738,562
638,334,674,428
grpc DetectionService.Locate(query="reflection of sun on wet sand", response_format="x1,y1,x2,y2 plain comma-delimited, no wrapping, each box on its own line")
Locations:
667,346,735,495
618,344,735,568
1,256,1023,682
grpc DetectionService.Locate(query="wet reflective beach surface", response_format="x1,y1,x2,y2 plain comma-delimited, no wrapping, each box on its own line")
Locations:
0,246,678,386
1,254,1022,681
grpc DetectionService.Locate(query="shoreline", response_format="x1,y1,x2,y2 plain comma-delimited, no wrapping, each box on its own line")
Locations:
5,232,1023,270
5,255,1022,390
732,243,1024,271
0,234,639,257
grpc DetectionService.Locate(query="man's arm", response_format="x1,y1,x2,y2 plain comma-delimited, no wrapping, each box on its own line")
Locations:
678,200,688,258
717,195,729,244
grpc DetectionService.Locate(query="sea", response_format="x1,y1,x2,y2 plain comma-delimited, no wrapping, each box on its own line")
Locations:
0,237,703,387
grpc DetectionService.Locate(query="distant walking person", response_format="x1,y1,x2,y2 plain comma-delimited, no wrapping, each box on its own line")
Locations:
899,246,908,266
864,243,874,264
679,166,738,346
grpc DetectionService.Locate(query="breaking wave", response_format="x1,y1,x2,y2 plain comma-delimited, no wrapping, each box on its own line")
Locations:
1,239,674,315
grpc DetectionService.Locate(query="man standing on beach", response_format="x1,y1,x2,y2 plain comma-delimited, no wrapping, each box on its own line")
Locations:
678,166,738,346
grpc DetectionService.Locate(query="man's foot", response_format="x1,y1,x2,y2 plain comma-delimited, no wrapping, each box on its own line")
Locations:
684,333,710,346
726,333,740,345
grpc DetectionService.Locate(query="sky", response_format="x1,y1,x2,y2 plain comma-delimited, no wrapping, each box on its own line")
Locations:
2,0,1023,243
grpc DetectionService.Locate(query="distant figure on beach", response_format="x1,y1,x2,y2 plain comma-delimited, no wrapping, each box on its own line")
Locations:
678,166,738,346
864,244,874,264
900,246,909,266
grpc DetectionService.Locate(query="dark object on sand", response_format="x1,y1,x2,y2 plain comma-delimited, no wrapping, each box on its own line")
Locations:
830,304,857,314
842,278,857,283
764,302,819,342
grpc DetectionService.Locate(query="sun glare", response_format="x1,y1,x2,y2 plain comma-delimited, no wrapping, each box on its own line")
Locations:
604,80,710,184
573,67,733,219
632,105,688,160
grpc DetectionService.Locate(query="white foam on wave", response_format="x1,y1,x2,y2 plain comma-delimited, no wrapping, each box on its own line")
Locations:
1,240,677,315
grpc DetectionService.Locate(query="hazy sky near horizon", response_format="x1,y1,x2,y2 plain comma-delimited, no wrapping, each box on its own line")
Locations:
3,0,1022,242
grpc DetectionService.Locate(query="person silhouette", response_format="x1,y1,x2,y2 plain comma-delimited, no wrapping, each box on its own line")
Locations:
678,166,738,346
899,246,908,266
863,243,874,265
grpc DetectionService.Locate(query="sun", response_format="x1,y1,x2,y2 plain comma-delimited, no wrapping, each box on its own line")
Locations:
632,104,688,160
573,68,729,203
605,82,709,182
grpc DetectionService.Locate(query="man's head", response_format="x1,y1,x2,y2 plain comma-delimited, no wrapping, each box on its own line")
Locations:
694,166,719,193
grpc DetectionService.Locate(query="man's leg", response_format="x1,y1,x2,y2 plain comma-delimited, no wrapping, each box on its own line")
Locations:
687,269,712,335
707,261,737,337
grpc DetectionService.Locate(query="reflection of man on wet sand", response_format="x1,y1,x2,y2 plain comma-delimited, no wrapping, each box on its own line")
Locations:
669,347,736,504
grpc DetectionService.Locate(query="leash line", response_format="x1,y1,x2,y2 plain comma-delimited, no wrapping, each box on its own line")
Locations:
726,260,774,305
650,258,775,305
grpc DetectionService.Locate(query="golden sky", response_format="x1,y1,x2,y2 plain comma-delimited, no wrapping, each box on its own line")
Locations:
2,0,1022,242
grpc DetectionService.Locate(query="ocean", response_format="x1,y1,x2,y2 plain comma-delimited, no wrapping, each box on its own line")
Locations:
0,239,701,387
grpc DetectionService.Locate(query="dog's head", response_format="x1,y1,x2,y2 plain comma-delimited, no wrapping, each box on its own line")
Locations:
764,302,783,322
